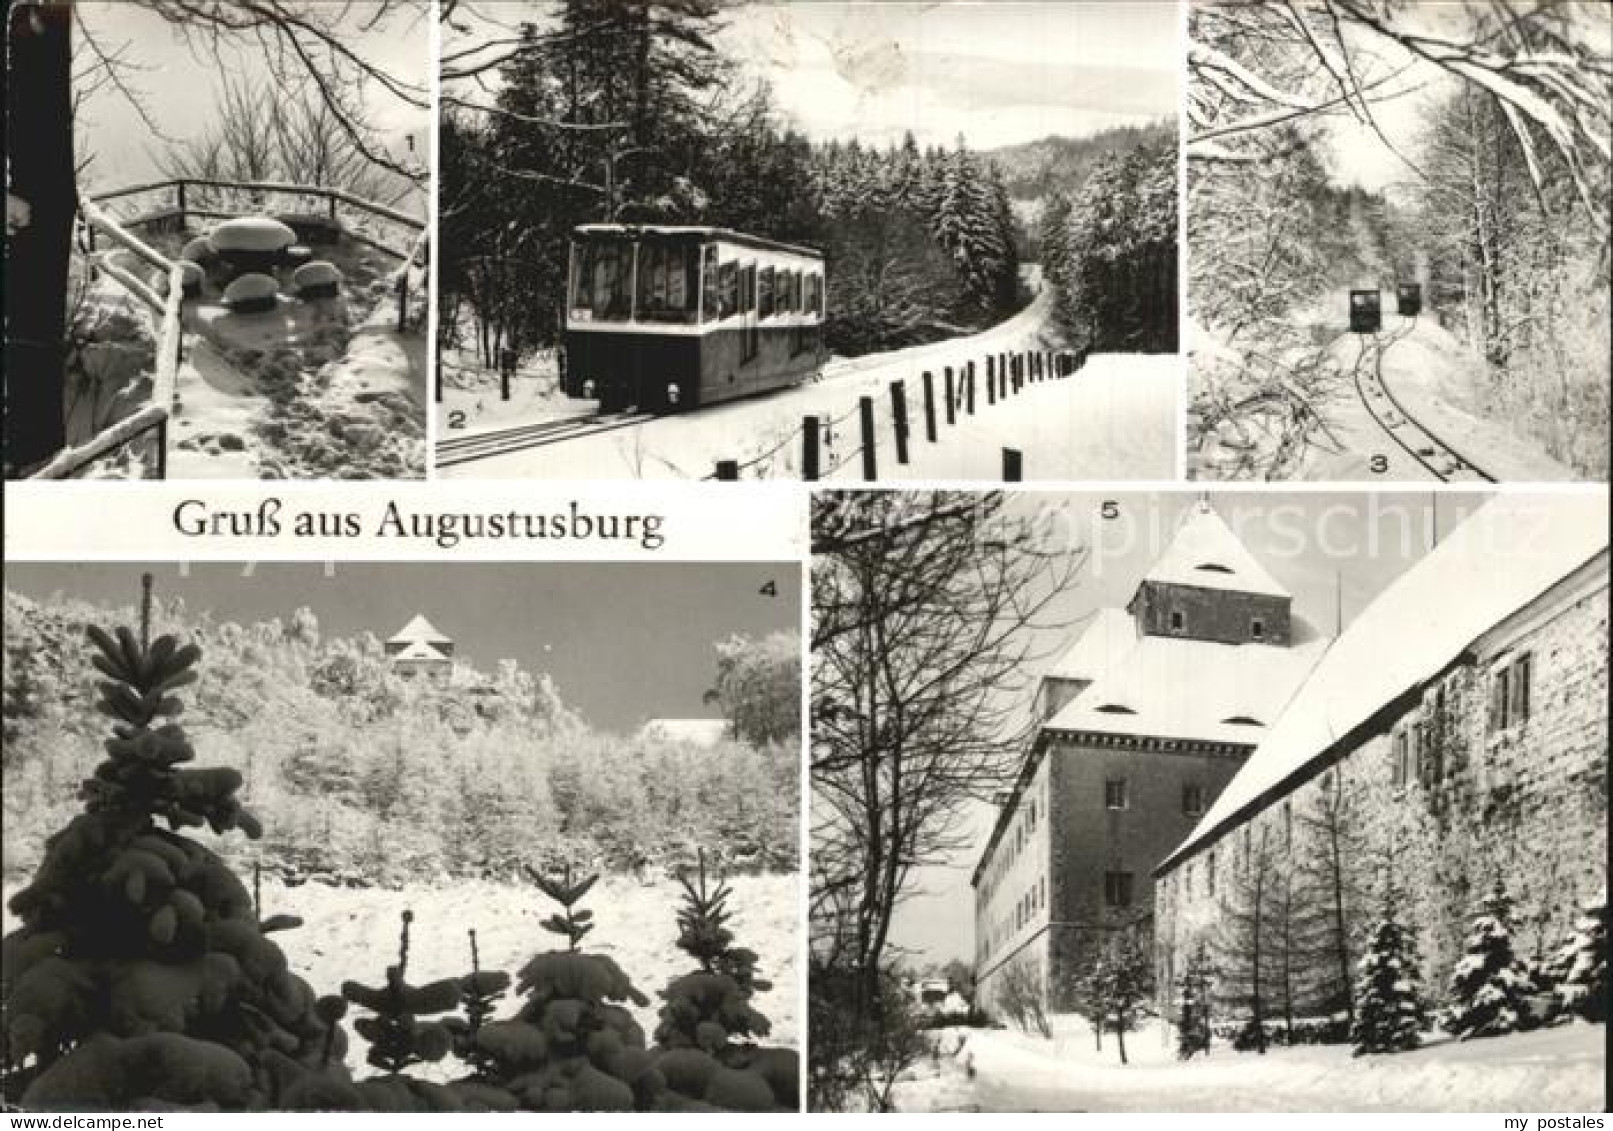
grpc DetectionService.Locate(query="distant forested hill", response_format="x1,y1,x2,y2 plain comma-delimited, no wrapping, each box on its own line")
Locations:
986,121,1176,203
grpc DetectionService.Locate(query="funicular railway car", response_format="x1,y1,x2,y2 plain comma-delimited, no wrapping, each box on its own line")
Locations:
564,224,828,413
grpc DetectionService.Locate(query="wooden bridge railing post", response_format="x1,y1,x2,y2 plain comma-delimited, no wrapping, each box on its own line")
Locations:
715,459,739,481
998,353,1008,399
921,371,938,443
890,380,910,465
802,415,820,481
944,366,956,427
1003,447,1022,481
966,362,976,415
986,356,996,405
859,396,877,481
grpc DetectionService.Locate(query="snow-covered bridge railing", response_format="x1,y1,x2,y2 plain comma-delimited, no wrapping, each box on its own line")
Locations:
86,178,426,261
30,202,184,480
705,346,1087,482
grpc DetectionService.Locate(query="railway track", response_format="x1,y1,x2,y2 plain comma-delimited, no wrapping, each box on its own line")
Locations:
436,411,653,468
1350,317,1497,484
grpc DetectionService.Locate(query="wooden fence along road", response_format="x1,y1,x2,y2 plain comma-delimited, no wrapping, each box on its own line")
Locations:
706,346,1088,482
31,179,426,481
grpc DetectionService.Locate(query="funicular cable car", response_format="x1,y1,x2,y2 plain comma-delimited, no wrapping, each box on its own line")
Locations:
1396,282,1422,317
1349,289,1382,333
564,224,828,413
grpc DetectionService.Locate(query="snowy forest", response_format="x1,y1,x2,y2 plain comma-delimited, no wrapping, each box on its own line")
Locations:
2,576,801,1110
438,0,1176,373
1187,0,1611,481
2,588,799,885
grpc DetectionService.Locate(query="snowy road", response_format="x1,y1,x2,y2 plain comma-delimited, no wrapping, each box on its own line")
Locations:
438,293,1180,480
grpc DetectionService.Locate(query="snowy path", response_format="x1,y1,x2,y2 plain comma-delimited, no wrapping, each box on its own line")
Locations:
893,1020,1604,1113
438,294,1179,480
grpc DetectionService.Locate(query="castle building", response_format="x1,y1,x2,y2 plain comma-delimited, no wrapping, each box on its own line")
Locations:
972,501,1326,1012
1154,493,1608,1020
386,614,454,684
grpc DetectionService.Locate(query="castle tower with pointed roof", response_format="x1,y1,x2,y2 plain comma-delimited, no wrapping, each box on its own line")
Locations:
386,614,454,684
973,501,1325,1014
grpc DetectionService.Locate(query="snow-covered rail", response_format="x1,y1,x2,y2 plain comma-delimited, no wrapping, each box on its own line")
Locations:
28,206,185,480
88,178,426,260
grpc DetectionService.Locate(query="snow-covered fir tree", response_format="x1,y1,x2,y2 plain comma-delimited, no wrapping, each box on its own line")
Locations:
1175,944,1214,1059
1442,881,1534,1040
1350,901,1429,1055
1552,890,1607,1024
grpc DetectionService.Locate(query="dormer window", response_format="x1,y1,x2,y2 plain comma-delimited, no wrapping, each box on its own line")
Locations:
1194,562,1234,574
1095,703,1137,715
1221,715,1262,726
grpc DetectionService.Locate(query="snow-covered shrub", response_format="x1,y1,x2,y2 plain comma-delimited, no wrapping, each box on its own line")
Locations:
293,261,342,300
223,273,279,314
1351,909,1428,1055
1443,882,1534,1040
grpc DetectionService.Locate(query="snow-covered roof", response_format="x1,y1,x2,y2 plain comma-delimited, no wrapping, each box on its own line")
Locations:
639,718,729,746
1044,607,1137,684
388,614,451,646
1044,626,1327,747
573,224,823,260
1137,500,1289,599
1158,492,1610,874
391,640,449,663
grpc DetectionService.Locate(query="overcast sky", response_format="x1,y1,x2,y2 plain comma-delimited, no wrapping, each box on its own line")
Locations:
722,1,1178,148
445,0,1178,150
74,0,430,193
886,489,1490,967
5,562,800,734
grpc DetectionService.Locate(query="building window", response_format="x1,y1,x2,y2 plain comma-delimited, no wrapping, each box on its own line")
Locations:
1170,609,1186,633
1491,653,1533,732
1182,784,1205,817
1104,871,1134,909
1207,852,1216,896
1105,779,1129,810
1391,727,1408,786
1250,617,1265,641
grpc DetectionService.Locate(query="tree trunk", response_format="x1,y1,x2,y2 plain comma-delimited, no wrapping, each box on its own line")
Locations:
6,0,75,473
1116,1014,1128,1065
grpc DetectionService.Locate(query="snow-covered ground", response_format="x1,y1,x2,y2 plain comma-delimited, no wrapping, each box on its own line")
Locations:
2,871,799,1069
891,1017,1605,1112
437,294,1179,480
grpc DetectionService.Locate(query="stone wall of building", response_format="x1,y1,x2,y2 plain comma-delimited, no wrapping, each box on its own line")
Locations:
1043,735,1250,1010
974,754,1053,1015
1155,575,1608,1024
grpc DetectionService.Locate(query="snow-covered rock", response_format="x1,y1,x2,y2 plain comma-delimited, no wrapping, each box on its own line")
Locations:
222,273,279,314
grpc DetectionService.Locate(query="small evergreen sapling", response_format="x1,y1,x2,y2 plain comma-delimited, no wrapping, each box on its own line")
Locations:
1349,901,1428,1055
2,575,344,1110
471,866,661,1111
652,852,798,1111
1175,944,1213,1060
1443,880,1533,1040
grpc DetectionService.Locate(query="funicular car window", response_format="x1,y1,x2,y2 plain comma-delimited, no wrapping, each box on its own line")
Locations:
636,241,697,323
718,260,739,318
759,266,776,318
573,241,633,321
700,246,721,322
